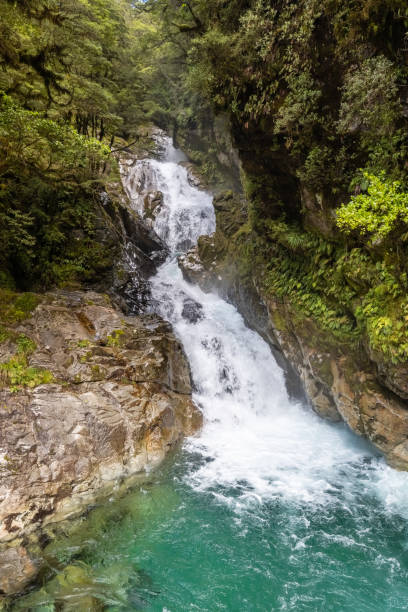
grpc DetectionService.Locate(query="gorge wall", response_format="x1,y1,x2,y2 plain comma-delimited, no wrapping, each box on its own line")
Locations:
179,180,408,471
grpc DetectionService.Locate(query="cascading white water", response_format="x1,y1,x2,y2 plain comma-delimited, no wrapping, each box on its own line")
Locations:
122,140,215,253
123,133,408,517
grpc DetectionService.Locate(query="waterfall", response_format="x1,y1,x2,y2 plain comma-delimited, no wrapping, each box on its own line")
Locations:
122,133,408,516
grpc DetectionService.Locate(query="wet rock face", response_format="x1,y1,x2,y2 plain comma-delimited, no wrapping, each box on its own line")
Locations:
182,298,204,324
178,247,215,293
0,291,201,594
179,162,208,190
100,188,168,315
144,190,164,223
263,297,408,470
370,351,408,401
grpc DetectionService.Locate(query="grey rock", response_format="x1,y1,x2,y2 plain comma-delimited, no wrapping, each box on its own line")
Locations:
0,547,37,595
182,298,204,324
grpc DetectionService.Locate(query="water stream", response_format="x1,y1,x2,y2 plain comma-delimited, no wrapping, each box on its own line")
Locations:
16,136,408,611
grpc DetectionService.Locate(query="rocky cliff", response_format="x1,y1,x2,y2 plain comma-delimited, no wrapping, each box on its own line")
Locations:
0,125,205,601
155,0,408,468
0,289,200,597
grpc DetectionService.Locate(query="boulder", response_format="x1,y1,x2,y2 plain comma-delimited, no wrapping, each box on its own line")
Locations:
181,298,204,324
144,190,164,222
178,247,215,293
0,291,201,594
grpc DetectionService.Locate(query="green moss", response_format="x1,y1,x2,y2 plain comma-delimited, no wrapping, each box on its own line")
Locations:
41,237,115,289
77,340,91,349
0,289,41,324
263,232,408,361
0,270,15,290
16,334,36,354
91,364,103,380
0,326,12,344
106,329,125,348
80,351,92,364
0,354,54,392
269,309,287,333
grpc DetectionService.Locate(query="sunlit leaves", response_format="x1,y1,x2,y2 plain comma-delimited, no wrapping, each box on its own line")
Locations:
336,173,408,245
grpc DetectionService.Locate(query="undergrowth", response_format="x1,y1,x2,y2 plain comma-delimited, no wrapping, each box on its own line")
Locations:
0,289,40,323
0,356,54,393
249,220,408,363
208,193,408,364
0,306,54,391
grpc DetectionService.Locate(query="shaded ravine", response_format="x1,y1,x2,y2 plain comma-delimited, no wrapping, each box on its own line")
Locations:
14,136,408,611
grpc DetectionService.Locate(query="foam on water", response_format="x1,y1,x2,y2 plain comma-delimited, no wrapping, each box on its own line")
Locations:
126,133,408,518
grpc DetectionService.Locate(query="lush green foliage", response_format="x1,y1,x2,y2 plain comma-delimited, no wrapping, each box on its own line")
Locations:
0,95,109,180
0,355,54,393
0,289,41,323
214,211,408,363
0,0,158,138
2,0,408,372
0,0,163,289
336,174,408,245
151,0,408,365
145,0,407,188
0,94,110,287
0,320,53,392
106,329,125,347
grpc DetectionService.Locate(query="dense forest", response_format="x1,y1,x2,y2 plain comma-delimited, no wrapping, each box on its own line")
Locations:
154,0,408,370
1,0,408,365
0,0,165,288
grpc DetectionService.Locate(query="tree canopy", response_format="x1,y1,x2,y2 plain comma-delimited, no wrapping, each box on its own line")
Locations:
0,0,166,288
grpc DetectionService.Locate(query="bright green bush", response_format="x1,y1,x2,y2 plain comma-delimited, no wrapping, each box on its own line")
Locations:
0,355,54,392
336,173,408,244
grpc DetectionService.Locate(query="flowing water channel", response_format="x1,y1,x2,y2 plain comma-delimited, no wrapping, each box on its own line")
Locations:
16,137,408,611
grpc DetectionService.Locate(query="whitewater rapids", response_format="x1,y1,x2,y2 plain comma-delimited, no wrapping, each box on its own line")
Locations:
122,134,408,518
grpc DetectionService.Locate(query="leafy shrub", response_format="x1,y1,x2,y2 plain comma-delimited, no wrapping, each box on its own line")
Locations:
336,173,408,245
0,289,40,323
106,329,125,347
0,95,112,288
0,355,54,392
338,56,400,140
16,335,36,355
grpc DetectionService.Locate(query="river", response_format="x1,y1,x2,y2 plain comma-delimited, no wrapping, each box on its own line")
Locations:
15,136,408,611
